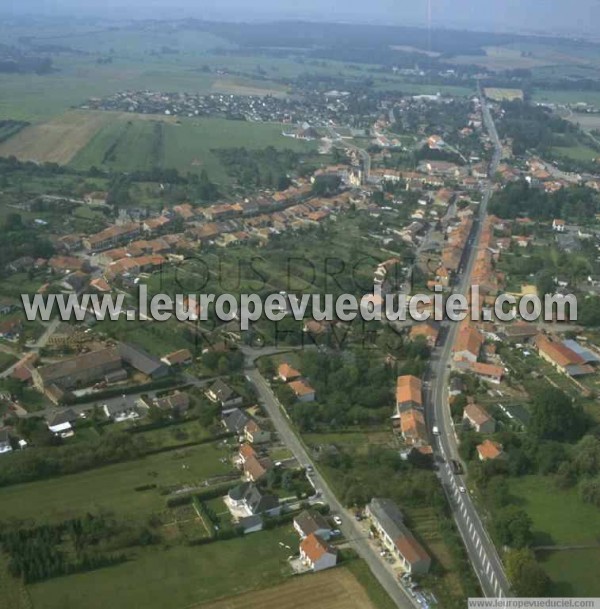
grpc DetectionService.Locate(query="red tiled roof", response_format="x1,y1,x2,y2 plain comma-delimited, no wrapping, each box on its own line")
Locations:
300,533,337,563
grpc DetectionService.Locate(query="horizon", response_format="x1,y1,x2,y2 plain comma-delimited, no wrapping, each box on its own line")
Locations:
2,0,599,39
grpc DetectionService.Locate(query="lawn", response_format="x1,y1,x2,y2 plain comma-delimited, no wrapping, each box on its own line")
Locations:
538,548,600,596
0,441,234,523
26,526,298,609
509,475,600,545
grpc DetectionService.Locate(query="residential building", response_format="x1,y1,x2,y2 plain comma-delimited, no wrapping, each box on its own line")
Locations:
278,363,301,382
288,379,316,402
409,322,439,347
244,420,271,444
366,498,431,575
300,533,338,572
395,375,423,414
206,379,243,411
463,403,496,434
222,408,251,434
161,349,193,367
46,409,78,438
469,362,504,384
477,439,504,461
227,482,281,517
153,391,190,416
453,324,484,365
294,510,333,540
243,454,273,482
104,401,143,422
400,409,429,447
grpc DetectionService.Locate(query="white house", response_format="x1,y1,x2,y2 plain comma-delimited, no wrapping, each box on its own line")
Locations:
300,533,338,572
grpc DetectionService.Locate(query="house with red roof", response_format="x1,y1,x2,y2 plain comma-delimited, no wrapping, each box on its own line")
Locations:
299,533,338,572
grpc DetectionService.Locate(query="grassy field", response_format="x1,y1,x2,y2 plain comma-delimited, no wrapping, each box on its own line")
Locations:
0,553,31,609
509,475,600,545
533,89,600,106
0,441,233,523
552,143,598,161
538,548,600,596
0,110,117,164
69,115,317,181
70,116,168,172
26,527,298,609
197,565,382,609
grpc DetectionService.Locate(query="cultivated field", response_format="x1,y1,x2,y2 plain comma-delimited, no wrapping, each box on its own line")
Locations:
449,47,552,71
212,76,289,97
71,115,318,182
196,567,379,609
0,110,114,164
484,87,524,102
567,112,600,130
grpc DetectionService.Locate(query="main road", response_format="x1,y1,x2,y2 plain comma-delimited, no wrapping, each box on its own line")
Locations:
423,90,511,598
242,348,419,609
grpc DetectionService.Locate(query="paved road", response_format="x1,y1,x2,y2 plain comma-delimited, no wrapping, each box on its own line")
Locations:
423,90,511,599
243,357,418,609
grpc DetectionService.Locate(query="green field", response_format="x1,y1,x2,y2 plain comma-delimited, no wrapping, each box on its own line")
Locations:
552,143,598,161
509,475,600,545
0,441,233,523
533,89,600,106
71,118,165,171
539,548,600,596
70,116,317,182
26,526,298,609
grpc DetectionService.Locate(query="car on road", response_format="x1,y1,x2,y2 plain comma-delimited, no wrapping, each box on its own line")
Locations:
332,515,342,526
432,425,440,435
459,485,466,494
451,459,463,475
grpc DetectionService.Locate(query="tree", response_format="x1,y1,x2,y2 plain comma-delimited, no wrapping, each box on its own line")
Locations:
493,506,533,548
579,477,600,508
529,387,586,442
506,549,551,596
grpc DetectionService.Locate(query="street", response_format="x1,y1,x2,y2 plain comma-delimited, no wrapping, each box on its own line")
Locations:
423,88,511,598
243,360,419,609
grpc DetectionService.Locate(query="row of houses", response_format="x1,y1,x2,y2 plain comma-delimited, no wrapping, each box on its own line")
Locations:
393,375,431,455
